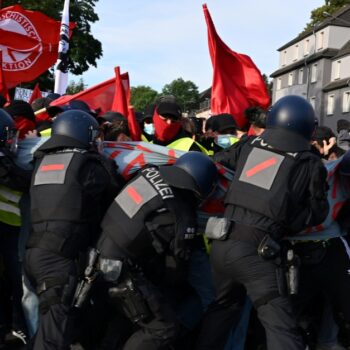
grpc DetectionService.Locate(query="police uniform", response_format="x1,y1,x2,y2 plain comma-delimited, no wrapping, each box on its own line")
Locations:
25,134,121,350
0,146,32,342
94,164,199,350
197,129,329,350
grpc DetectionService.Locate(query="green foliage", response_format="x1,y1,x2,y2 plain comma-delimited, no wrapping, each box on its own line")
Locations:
130,85,159,112
262,74,273,100
161,78,200,112
66,78,86,94
304,0,350,32
3,0,102,85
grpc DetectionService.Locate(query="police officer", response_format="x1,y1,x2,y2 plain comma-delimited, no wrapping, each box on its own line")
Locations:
197,95,329,350
25,110,122,350
0,109,32,346
89,152,218,350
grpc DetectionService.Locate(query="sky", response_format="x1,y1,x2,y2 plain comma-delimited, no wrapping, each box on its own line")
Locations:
80,0,325,93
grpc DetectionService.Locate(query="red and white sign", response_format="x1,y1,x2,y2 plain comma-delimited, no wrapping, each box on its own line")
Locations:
0,5,72,88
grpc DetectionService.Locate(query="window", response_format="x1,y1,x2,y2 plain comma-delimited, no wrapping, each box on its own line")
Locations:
288,72,293,86
343,91,350,113
294,45,299,61
277,78,282,90
298,69,304,84
317,31,324,50
304,39,310,56
311,64,317,83
334,60,341,80
310,96,316,109
327,94,335,115
282,50,287,66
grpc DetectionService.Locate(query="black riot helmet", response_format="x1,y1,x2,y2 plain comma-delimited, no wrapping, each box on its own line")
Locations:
52,110,99,147
0,109,16,148
159,152,218,198
266,95,316,140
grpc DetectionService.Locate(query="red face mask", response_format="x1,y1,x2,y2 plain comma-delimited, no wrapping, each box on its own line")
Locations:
14,117,36,140
153,111,181,143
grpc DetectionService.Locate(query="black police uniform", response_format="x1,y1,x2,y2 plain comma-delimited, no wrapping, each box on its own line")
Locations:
197,132,329,350
25,135,121,350
94,165,198,350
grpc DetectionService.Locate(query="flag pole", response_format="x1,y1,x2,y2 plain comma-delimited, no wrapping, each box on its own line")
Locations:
54,0,70,95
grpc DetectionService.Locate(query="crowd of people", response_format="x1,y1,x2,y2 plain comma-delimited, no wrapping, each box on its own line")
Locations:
0,92,349,350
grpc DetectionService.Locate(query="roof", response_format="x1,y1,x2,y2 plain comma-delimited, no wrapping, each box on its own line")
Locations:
278,5,350,51
199,87,211,100
270,48,338,78
332,40,350,59
323,77,350,92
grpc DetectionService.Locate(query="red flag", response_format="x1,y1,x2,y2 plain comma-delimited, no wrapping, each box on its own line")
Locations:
112,66,129,117
0,51,9,101
0,5,74,88
28,82,42,104
111,67,141,141
128,106,142,141
203,4,270,128
49,72,129,115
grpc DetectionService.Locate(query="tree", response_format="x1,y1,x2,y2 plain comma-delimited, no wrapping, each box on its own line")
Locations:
3,0,102,88
262,74,273,102
304,0,350,32
161,78,200,112
130,86,159,112
66,78,86,95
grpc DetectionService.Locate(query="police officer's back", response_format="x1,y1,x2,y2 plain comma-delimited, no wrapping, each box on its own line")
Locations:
198,96,329,350
25,110,122,350
93,152,218,350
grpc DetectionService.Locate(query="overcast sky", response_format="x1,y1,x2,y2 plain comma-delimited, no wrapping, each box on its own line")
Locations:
80,0,325,93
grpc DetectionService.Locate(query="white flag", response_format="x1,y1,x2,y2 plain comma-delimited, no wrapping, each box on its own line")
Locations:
54,0,70,95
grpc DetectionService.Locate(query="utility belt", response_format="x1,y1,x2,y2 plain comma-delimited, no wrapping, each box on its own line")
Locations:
257,235,300,297
289,240,329,266
36,275,76,314
27,231,86,259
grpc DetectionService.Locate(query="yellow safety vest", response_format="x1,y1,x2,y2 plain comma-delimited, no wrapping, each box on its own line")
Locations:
40,128,52,137
0,185,22,226
167,137,209,155
141,134,150,142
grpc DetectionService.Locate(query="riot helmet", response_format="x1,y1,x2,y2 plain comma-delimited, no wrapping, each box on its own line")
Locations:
52,110,99,147
0,109,17,150
266,95,316,140
159,152,218,198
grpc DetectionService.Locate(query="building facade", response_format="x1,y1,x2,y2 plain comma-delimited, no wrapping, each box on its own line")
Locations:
271,6,350,131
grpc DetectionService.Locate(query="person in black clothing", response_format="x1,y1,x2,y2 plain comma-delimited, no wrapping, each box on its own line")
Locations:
90,152,218,350
0,109,32,346
197,95,329,350
24,110,122,350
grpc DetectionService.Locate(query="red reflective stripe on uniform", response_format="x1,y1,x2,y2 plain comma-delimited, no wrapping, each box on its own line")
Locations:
127,186,143,204
245,158,277,177
40,164,65,172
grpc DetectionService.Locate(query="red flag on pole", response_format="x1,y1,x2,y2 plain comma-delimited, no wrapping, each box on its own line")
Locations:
28,82,42,104
49,72,129,115
0,5,73,89
112,66,129,116
0,51,10,101
111,66,141,141
203,4,270,128
127,106,142,141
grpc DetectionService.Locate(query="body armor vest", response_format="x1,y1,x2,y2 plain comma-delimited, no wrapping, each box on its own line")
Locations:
225,138,305,228
100,166,196,259
29,149,105,256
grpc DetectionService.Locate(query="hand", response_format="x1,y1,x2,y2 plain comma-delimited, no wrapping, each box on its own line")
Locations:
25,130,38,139
322,137,337,156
